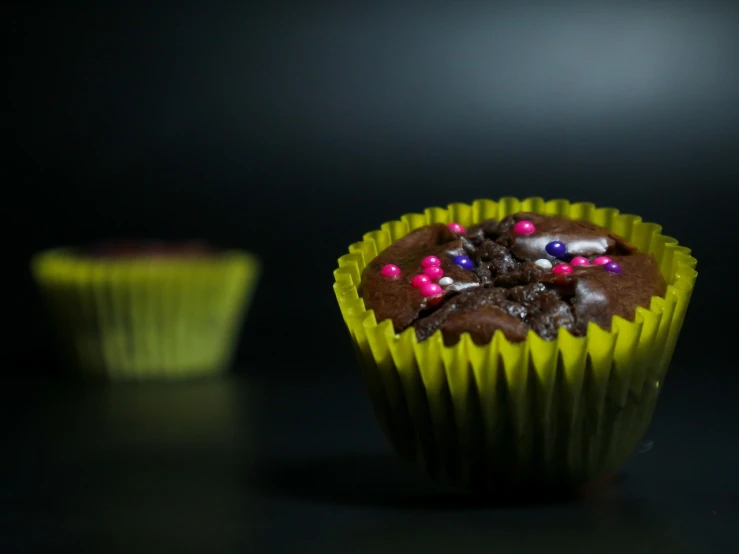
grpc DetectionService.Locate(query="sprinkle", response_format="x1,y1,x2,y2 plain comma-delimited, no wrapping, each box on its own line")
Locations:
513,220,536,235
447,222,466,234
604,261,622,274
593,256,612,265
438,276,454,286
453,255,475,270
411,274,430,288
545,241,567,258
380,264,401,277
570,256,590,266
552,263,573,275
420,283,443,298
428,295,444,307
535,259,553,270
421,256,441,268
423,266,445,280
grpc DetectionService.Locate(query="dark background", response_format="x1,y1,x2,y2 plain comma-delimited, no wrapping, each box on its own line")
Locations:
3,2,738,552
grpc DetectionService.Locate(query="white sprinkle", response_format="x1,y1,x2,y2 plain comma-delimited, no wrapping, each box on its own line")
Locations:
438,276,454,286
535,259,553,270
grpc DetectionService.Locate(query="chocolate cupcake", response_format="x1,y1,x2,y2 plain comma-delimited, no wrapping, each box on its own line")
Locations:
32,240,260,380
334,198,697,492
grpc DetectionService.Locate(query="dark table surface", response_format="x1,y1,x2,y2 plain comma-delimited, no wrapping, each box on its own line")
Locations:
2,360,737,554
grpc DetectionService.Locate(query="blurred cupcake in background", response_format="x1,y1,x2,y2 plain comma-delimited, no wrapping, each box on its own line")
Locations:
31,240,260,380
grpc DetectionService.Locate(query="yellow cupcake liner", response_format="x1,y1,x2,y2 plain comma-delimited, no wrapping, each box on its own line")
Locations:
333,198,697,491
32,249,260,380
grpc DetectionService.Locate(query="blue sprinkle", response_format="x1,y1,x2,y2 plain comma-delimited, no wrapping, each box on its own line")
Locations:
545,241,567,258
453,255,475,270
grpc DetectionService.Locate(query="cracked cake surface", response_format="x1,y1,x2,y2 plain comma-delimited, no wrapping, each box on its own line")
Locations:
358,212,666,345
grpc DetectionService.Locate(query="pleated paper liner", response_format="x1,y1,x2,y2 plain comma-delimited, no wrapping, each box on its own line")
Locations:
32,249,261,380
334,198,697,491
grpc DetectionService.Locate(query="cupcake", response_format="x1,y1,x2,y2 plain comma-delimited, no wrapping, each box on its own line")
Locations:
333,198,697,492
32,240,260,380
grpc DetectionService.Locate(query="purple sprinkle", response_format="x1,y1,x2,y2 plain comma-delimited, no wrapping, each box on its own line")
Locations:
604,261,622,274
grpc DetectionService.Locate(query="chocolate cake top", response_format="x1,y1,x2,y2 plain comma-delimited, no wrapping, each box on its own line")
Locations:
359,213,665,345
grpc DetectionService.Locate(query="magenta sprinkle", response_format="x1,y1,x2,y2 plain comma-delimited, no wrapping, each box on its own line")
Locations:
411,274,430,288
552,263,573,275
423,266,444,280
447,222,466,234
420,283,443,298
380,264,401,277
513,220,536,235
421,256,441,268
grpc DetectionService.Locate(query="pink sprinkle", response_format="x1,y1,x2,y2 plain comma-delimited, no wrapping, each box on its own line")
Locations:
552,263,573,275
593,256,612,266
423,266,444,280
380,264,401,277
570,256,590,267
411,274,430,288
447,222,466,234
421,255,441,268
420,283,443,298
513,220,536,235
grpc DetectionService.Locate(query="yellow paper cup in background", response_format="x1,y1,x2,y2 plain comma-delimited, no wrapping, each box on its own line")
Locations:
31,248,260,380
334,198,697,492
